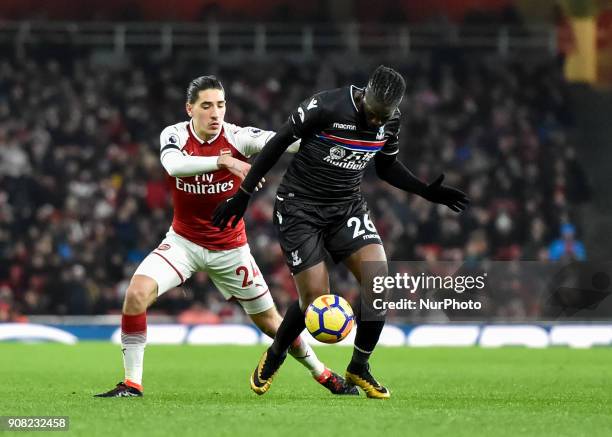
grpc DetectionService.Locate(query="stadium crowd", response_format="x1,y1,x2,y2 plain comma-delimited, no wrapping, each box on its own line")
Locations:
0,52,590,322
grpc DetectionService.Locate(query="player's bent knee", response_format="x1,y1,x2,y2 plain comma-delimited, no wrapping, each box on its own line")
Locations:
124,288,151,312
368,264,388,282
124,276,157,313
299,290,326,310
294,262,330,311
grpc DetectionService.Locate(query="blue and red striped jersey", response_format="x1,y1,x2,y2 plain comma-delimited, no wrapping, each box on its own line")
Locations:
279,85,400,203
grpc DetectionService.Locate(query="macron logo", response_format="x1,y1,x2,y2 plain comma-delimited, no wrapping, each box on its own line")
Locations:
307,99,318,110
333,122,357,130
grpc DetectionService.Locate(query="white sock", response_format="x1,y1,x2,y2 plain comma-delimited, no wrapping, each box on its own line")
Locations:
121,312,147,389
288,333,325,377
122,341,145,387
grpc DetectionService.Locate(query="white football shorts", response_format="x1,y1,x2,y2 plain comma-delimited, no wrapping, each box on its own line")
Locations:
134,227,273,314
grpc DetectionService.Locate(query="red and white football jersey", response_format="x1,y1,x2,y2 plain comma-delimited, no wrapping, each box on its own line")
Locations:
159,120,276,251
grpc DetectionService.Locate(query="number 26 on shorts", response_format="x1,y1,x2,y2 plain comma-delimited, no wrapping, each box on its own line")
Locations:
347,213,376,239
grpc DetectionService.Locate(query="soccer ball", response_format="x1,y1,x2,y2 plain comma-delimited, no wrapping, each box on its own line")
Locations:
305,294,354,344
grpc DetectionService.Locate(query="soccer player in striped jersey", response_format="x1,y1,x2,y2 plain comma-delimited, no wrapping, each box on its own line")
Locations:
214,66,469,399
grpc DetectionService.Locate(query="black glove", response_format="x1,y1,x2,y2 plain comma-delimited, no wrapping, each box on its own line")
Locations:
212,188,251,230
421,174,469,212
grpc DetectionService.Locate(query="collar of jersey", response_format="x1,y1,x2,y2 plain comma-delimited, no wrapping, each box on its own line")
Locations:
189,119,221,144
350,84,363,112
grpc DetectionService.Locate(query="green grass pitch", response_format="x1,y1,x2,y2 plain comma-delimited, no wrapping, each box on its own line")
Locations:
1,343,611,436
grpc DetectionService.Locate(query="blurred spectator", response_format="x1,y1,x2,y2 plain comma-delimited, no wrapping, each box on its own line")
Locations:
548,223,586,261
0,51,588,321
178,302,222,325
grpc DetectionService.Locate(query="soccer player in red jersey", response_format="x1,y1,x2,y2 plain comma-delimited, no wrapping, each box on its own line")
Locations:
95,76,356,397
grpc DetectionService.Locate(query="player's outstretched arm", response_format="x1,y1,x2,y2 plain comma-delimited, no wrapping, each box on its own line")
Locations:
212,121,296,229
374,152,470,213
161,150,252,179
161,148,221,177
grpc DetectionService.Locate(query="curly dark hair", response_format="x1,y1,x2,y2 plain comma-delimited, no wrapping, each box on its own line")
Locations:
367,65,406,107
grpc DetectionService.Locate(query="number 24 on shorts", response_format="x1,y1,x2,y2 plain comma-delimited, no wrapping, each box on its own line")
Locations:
235,261,261,288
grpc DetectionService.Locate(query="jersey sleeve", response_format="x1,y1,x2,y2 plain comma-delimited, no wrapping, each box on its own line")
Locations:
159,124,218,176
159,124,188,156
225,124,276,158
225,123,300,157
378,110,400,156
288,92,327,139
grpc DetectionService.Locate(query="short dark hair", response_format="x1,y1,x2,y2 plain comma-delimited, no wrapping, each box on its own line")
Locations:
366,65,406,108
186,75,224,104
